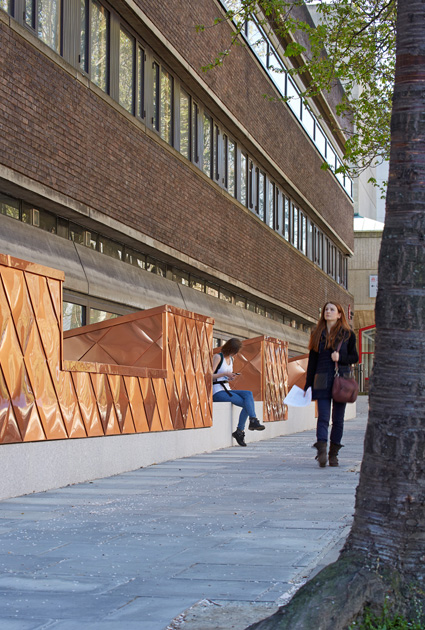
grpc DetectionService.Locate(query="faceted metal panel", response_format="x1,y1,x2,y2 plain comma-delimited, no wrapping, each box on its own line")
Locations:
288,354,309,390
0,256,214,444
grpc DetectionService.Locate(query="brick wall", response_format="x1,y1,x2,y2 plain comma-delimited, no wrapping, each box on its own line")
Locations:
0,12,352,321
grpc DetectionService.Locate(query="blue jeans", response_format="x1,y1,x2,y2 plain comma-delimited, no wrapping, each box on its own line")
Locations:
316,398,346,444
213,389,256,430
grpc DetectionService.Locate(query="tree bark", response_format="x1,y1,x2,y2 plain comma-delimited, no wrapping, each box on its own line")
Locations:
247,0,425,627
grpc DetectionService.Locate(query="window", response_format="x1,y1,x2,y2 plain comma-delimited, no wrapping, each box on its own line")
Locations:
301,102,315,140
219,288,233,303
257,169,265,221
203,113,212,177
160,67,173,144
0,194,20,220
63,302,85,331
179,89,191,160
146,257,165,276
98,235,123,260
300,212,307,254
235,296,246,308
25,0,61,53
171,268,189,285
226,136,236,197
268,51,286,95
137,46,145,118
0,1,13,14
286,76,301,118
206,283,219,298
192,101,199,163
79,0,89,73
315,126,326,157
119,27,135,114
90,0,109,92
90,308,119,325
240,153,248,206
284,196,290,241
190,276,205,292
214,124,220,182
125,248,146,269
152,61,160,131
267,180,275,229
292,206,299,248
246,299,256,313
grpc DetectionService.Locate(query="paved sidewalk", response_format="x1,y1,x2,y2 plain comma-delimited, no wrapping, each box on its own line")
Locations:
0,398,368,630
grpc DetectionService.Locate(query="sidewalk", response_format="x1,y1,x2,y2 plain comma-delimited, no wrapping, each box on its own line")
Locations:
0,398,368,630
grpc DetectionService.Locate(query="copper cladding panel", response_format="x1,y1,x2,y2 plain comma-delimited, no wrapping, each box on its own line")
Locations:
288,354,309,391
0,255,214,444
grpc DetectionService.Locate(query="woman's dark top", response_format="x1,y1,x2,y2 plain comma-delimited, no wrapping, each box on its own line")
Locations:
304,329,359,400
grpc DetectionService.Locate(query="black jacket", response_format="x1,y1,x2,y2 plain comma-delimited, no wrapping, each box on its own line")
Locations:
305,330,359,400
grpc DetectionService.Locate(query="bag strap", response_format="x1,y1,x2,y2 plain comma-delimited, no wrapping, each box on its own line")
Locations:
214,352,224,374
334,340,343,374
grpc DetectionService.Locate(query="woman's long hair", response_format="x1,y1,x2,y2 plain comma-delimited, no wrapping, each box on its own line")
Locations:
308,302,351,351
221,338,243,356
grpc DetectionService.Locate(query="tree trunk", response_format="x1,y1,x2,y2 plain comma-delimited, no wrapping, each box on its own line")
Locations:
247,0,425,627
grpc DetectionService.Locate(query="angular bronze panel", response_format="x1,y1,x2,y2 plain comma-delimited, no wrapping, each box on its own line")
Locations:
1,266,35,354
152,378,173,431
71,372,103,436
0,366,22,443
90,373,120,435
108,374,135,434
124,376,150,433
55,370,87,438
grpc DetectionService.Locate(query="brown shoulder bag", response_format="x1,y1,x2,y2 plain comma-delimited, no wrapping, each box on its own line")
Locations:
331,340,359,404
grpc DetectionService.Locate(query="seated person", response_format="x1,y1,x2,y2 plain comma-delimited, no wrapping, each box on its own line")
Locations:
212,338,265,447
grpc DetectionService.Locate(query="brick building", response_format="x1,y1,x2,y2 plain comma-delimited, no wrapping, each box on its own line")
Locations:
0,0,354,354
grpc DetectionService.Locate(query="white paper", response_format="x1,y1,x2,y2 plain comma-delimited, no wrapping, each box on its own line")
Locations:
283,385,312,407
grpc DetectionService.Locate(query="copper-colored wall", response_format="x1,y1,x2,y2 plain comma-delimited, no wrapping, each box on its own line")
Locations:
0,254,214,444
214,336,289,422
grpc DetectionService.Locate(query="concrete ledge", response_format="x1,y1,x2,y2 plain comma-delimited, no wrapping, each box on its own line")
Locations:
0,400,356,500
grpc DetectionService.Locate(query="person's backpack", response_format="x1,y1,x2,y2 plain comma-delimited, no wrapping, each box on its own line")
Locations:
213,352,224,375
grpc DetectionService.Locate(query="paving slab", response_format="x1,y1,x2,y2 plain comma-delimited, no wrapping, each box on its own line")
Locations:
0,397,369,630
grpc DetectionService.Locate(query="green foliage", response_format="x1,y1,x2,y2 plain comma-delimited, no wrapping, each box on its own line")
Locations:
350,602,425,629
196,0,396,179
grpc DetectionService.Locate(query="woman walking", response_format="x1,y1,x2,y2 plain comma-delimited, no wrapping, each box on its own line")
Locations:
305,302,358,467
212,338,265,447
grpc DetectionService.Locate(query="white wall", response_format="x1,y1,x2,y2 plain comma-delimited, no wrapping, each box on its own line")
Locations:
0,401,356,500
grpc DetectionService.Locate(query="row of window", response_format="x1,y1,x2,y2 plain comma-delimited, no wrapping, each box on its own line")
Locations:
1,0,348,288
222,0,353,198
1,193,312,332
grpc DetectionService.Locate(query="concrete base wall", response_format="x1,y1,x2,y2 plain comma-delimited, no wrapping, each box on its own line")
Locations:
0,400,356,500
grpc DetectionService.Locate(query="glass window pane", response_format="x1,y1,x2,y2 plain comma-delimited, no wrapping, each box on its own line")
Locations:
69,222,85,245
90,308,119,325
302,102,315,139
160,67,173,145
38,0,60,53
227,138,235,197
214,124,219,181
268,51,286,95
192,101,199,162
246,300,256,313
190,277,205,292
0,194,20,219
180,89,190,160
327,143,337,171
63,302,84,331
91,0,109,92
247,21,267,66
257,171,265,221
219,288,233,303
25,0,36,29
292,207,298,247
137,46,145,118
146,256,165,276
39,209,57,234
98,235,123,260
240,153,247,206
79,0,88,73
206,283,219,298
0,1,13,15
268,180,274,229
235,296,245,308
203,113,212,177
125,248,146,269
315,125,326,157
284,197,290,240
171,268,189,285
152,61,160,131
119,27,135,114
286,76,301,118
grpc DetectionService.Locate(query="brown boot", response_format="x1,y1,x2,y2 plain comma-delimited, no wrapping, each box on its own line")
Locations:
328,442,344,467
313,441,327,467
